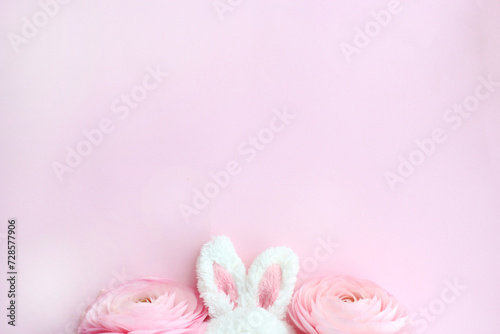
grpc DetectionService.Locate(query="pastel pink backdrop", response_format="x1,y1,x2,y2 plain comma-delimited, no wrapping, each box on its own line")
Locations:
1,1,499,333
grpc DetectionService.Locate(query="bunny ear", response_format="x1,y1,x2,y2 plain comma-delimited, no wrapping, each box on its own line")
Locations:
196,236,246,318
246,246,299,319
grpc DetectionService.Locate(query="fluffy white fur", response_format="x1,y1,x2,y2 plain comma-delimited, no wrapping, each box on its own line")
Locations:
196,236,299,334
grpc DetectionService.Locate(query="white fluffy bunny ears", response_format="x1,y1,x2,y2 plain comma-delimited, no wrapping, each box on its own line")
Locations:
196,236,299,334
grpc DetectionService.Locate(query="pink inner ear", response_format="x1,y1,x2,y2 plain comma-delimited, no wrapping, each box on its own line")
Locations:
213,263,238,307
258,264,282,309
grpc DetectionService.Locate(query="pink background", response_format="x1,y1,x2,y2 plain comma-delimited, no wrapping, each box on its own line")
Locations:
1,1,500,333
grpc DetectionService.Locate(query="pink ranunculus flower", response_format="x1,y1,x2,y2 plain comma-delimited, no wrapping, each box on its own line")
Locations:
78,278,208,334
288,276,412,334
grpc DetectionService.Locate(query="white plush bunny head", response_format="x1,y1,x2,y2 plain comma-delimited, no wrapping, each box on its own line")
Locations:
196,236,299,334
